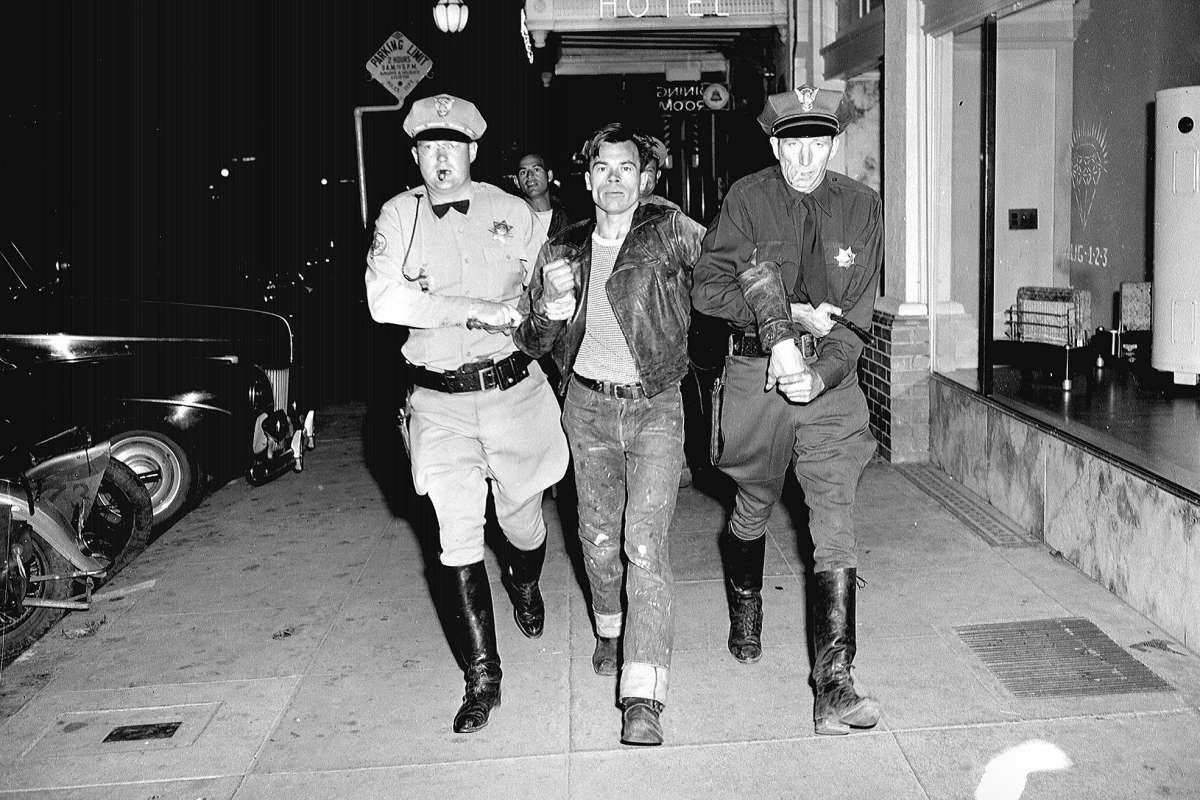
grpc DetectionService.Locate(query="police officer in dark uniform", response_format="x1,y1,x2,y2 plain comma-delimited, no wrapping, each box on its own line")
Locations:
692,85,882,735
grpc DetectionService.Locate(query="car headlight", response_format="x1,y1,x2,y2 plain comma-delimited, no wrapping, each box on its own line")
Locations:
248,369,275,414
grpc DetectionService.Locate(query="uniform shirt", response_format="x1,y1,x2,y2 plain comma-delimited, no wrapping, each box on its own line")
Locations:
692,166,882,390
572,232,640,384
365,181,544,371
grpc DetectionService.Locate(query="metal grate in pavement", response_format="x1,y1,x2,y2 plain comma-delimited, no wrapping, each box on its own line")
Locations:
894,464,1040,547
956,617,1173,698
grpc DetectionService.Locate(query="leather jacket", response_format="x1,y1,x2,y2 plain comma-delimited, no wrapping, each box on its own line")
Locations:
515,202,704,398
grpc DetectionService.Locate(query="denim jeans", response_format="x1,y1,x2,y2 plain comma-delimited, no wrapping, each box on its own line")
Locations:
563,376,684,705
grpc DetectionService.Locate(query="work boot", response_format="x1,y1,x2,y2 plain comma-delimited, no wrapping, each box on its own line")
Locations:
811,568,880,735
620,697,664,746
723,529,766,663
504,541,546,638
446,562,502,733
592,635,619,676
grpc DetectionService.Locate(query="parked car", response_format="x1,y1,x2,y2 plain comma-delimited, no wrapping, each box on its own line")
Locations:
0,237,314,529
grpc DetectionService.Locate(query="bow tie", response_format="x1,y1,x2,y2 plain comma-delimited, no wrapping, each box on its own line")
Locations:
431,199,470,218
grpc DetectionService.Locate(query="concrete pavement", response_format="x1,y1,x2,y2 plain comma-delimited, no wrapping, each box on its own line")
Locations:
1,402,1198,799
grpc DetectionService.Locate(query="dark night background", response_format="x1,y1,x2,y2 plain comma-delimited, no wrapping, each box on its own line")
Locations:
3,1,778,404
2,0,560,402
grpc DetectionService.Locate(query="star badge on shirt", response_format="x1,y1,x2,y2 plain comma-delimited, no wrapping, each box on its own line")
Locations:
835,246,857,269
489,220,514,241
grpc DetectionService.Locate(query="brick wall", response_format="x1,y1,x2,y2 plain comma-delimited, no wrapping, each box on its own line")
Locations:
858,309,930,462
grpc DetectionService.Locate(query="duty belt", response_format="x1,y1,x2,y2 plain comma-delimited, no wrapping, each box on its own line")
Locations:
728,330,816,359
409,351,532,393
573,373,648,400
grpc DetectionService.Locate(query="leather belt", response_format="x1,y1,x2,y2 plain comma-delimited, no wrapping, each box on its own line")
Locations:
729,330,816,359
409,351,532,394
573,373,647,400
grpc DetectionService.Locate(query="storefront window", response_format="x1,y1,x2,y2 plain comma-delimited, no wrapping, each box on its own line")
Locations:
931,24,985,390
933,0,1200,493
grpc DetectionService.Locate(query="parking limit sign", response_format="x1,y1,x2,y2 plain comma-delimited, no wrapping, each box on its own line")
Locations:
703,83,731,111
366,31,432,103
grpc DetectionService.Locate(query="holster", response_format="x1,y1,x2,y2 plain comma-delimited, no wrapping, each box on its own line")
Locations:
709,368,726,467
397,394,413,461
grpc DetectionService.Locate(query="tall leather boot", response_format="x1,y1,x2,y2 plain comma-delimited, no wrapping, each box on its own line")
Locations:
811,568,880,735
504,541,546,638
446,562,502,733
723,529,766,663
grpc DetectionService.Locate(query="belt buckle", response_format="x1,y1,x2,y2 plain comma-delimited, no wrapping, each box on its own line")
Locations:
479,365,499,391
496,356,516,389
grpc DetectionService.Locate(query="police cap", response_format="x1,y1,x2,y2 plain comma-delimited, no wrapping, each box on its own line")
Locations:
757,85,850,139
403,94,487,142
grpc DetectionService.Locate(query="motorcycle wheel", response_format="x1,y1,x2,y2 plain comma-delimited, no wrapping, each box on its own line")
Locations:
1,530,71,666
82,457,153,580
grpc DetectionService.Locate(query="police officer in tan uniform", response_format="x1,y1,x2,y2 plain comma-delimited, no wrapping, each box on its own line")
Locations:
365,94,570,734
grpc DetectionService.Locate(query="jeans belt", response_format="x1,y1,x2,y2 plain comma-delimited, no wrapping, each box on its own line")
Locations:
573,373,647,400
409,351,532,393
728,331,816,359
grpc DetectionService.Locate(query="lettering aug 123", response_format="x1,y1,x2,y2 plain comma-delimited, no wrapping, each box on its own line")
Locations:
1066,243,1109,268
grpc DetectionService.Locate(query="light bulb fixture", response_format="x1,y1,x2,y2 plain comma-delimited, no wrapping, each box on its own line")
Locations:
433,0,469,33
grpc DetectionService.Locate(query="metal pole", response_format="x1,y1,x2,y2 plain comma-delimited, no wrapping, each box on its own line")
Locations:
354,102,404,229
978,17,997,396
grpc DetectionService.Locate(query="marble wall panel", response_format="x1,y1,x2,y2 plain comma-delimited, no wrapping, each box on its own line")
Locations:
930,379,988,496
1045,441,1200,649
984,408,1047,537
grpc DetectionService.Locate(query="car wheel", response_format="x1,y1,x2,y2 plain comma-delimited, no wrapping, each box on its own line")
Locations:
110,429,198,529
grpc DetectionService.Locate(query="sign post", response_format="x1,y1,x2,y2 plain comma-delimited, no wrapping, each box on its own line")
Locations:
355,31,433,228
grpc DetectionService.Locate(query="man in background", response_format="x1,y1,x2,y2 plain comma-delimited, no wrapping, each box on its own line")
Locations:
516,151,571,240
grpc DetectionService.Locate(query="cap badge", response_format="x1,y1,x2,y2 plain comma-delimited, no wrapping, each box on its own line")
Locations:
796,86,817,112
835,246,857,269
434,96,454,118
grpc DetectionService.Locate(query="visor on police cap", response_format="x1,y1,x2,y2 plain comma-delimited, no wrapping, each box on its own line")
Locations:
403,94,487,142
758,86,848,139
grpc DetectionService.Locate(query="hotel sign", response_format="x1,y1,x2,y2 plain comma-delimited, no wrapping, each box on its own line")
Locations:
598,0,731,18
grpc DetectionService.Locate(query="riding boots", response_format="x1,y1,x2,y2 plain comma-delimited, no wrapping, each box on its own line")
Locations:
445,562,502,733
723,529,766,663
504,541,546,638
811,567,880,735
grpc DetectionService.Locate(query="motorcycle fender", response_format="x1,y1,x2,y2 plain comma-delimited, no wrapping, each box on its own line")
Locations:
24,441,109,527
0,481,104,573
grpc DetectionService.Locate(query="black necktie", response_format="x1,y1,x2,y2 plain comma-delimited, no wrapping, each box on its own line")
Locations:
796,194,828,305
431,199,470,218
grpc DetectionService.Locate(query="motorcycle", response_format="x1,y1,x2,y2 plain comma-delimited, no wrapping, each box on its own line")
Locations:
1,424,153,665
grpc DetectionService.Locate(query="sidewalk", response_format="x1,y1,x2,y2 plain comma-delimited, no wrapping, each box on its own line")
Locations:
1,402,1198,799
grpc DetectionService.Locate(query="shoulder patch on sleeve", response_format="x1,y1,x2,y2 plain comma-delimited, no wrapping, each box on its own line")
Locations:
371,230,387,256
